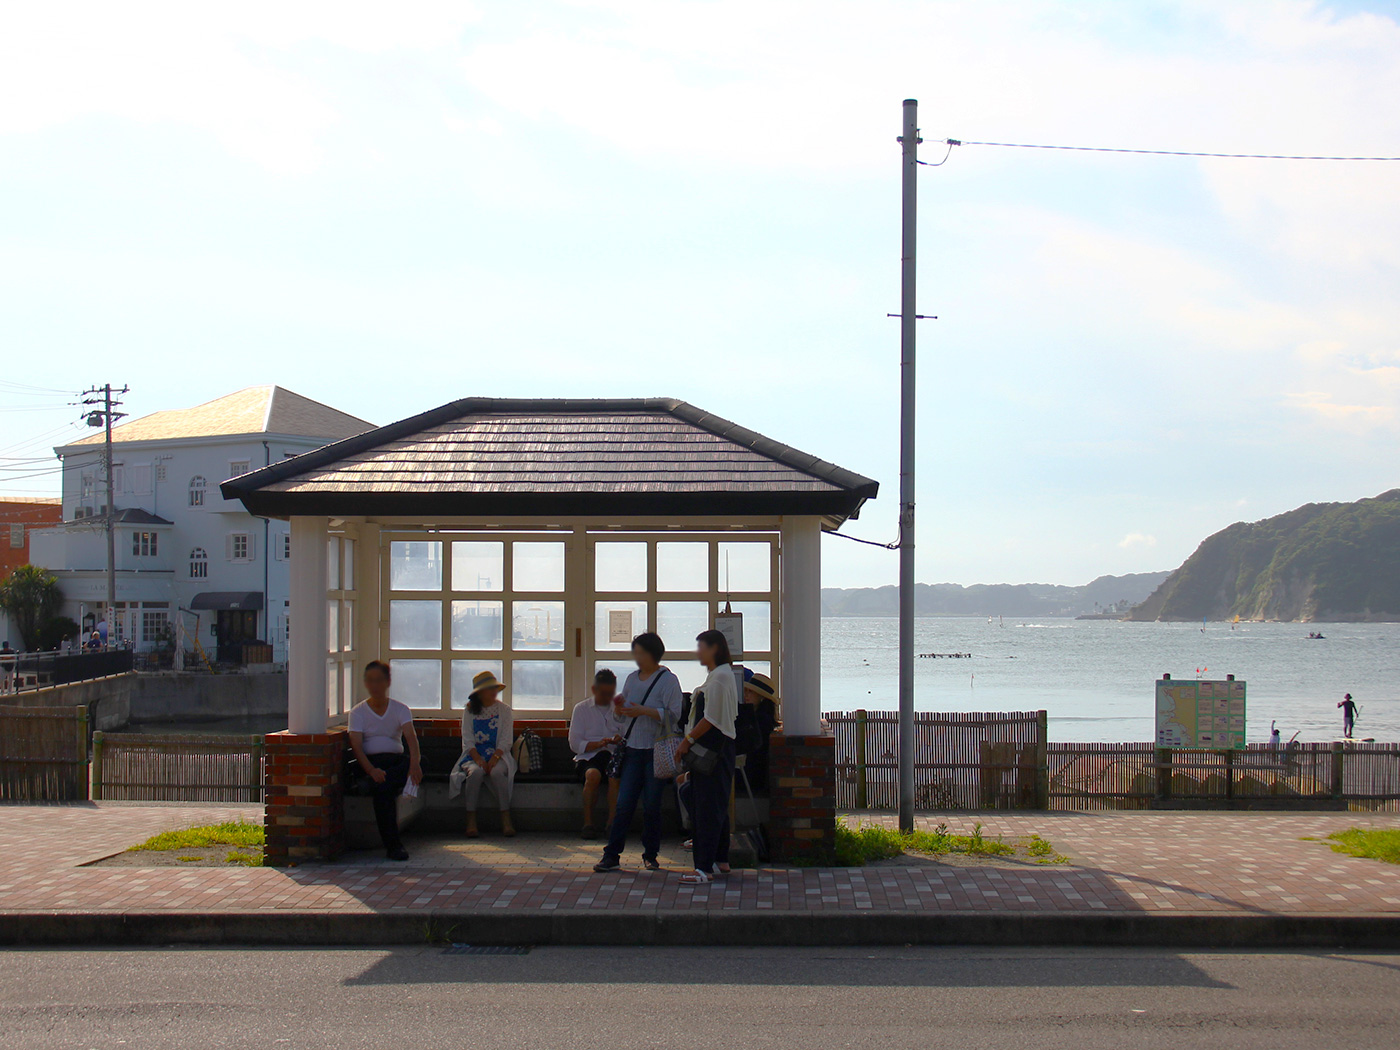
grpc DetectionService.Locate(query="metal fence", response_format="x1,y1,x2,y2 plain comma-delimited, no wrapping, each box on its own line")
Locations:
0,705,89,802
830,710,1048,810
1,648,134,693
1049,742,1400,811
92,732,265,803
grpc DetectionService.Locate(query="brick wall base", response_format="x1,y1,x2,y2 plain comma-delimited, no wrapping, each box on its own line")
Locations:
767,733,836,865
264,729,347,866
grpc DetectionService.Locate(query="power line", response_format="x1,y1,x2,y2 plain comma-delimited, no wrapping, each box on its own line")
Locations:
829,529,900,550
931,139,1400,162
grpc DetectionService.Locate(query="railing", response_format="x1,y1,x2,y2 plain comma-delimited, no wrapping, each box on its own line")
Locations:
92,732,265,802
0,705,89,801
830,709,1048,811
0,648,135,693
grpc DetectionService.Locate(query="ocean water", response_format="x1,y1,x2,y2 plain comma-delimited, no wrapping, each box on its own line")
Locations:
821,617,1400,744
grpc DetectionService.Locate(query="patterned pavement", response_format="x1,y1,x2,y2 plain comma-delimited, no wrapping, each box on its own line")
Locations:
1,803,1399,917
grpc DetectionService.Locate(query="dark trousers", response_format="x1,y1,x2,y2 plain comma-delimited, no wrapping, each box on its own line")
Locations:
604,748,666,863
690,737,735,874
365,751,410,851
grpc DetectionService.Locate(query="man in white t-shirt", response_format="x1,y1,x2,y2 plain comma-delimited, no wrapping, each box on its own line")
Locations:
568,669,623,839
347,660,423,861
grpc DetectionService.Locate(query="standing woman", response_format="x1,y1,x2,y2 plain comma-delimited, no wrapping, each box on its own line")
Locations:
347,660,423,861
450,670,517,837
676,629,738,884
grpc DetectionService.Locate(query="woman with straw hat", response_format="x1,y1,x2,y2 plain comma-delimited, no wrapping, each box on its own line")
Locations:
450,669,517,837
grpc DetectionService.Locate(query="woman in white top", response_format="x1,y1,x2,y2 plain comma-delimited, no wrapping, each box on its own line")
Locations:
347,660,423,861
450,670,517,838
676,629,739,884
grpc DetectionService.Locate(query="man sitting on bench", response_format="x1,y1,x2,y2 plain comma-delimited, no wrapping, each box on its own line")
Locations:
569,668,623,840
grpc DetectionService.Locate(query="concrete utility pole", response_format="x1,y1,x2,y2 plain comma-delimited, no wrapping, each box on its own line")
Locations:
82,385,128,647
898,99,920,834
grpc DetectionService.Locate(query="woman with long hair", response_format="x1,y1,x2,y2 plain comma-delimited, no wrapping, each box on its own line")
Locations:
676,629,738,884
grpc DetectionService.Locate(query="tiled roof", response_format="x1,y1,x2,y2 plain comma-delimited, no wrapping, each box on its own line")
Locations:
222,398,878,523
64,387,372,448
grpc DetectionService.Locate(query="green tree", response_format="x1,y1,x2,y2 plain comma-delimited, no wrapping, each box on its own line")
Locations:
0,565,64,651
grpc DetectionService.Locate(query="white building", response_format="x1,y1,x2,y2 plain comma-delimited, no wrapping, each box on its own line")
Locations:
29,386,372,661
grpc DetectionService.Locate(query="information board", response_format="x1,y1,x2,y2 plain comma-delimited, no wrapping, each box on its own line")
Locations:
1155,678,1246,749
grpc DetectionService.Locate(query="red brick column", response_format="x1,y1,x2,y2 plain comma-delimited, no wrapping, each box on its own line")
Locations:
767,733,836,864
263,728,347,866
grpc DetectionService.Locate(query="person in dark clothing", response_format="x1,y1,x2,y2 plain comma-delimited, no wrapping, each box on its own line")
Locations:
735,672,781,790
347,661,423,861
1338,693,1359,739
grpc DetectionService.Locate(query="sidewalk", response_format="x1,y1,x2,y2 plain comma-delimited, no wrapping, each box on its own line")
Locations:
3,803,1399,946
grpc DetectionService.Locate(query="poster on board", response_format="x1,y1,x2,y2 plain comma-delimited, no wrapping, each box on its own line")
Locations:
608,609,633,644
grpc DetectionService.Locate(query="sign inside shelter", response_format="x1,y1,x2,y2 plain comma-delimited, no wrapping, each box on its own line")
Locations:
715,611,744,659
608,609,633,644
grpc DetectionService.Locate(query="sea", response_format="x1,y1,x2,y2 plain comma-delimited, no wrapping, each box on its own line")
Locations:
821,617,1400,744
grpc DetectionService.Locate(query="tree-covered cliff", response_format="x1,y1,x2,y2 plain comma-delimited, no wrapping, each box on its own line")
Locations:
1127,490,1400,622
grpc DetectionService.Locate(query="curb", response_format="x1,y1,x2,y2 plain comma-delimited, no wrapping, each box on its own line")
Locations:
3,910,1400,949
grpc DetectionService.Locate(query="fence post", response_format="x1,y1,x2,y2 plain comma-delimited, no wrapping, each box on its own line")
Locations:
91,731,105,801
1035,710,1049,810
1331,741,1345,799
1224,748,1234,802
855,709,868,810
1155,746,1172,803
76,706,90,801
250,733,266,803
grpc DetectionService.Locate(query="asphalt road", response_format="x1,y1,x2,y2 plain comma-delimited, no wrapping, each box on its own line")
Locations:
2,946,1398,1050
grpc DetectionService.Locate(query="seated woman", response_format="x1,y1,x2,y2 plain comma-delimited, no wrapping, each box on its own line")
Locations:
347,660,423,861
450,669,517,838
736,672,781,790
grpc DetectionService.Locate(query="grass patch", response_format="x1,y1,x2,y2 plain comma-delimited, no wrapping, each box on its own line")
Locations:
176,855,202,863
1325,828,1400,865
835,819,1019,866
225,849,264,867
1026,834,1068,865
129,820,264,853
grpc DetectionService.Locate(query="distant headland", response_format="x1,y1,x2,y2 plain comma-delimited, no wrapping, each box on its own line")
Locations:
821,573,1169,618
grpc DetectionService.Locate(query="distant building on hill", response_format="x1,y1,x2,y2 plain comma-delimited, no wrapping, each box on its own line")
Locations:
27,386,372,660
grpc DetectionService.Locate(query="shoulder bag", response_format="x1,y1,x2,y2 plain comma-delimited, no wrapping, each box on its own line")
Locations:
606,667,667,779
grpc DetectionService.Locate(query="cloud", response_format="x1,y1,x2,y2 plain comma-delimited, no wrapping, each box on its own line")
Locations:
1118,533,1158,549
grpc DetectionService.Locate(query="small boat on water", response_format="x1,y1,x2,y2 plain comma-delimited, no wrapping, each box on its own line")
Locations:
1307,631,1326,640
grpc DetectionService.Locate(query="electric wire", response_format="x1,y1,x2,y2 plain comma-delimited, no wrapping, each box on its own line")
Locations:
935,139,1400,161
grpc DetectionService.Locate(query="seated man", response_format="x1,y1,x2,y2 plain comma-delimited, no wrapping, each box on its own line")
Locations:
568,668,623,840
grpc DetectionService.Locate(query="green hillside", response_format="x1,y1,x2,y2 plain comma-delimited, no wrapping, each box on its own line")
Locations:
1127,490,1400,622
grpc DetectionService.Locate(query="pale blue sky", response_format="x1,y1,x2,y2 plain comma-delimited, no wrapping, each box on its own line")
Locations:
2,1,1398,587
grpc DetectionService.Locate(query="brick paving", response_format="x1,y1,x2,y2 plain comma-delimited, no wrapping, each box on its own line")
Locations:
1,803,1399,917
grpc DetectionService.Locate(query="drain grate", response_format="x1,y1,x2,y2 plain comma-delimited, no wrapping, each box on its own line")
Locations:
442,944,532,956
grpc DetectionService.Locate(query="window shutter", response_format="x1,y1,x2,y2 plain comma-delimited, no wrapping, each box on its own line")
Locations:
226,534,235,561
247,534,256,561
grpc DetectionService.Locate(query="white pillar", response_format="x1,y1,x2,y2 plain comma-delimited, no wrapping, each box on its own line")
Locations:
780,515,822,736
288,515,329,735
353,522,381,684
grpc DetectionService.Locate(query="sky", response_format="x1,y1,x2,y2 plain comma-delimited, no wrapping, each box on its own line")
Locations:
1,0,1398,588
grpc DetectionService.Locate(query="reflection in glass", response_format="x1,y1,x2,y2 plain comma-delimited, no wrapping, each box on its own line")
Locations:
340,599,354,652
594,600,648,651
326,539,340,591
718,541,771,593
513,601,564,650
716,601,771,653
341,662,355,716
657,542,708,592
390,541,443,590
513,541,565,592
593,660,635,688
511,660,565,710
594,541,647,592
391,659,441,707
342,539,354,591
389,600,442,650
452,541,503,592
326,600,339,652
450,659,504,709
657,602,709,653
326,661,340,717
451,600,503,650
671,661,708,694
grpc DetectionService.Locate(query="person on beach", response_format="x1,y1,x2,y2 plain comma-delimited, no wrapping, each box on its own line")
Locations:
347,660,423,862
569,668,623,839
1270,721,1281,750
594,632,683,874
1338,693,1359,739
451,670,517,838
677,629,739,885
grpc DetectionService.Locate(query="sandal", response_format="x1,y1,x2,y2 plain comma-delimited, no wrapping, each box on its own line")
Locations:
680,869,713,885
681,838,694,850
643,857,661,871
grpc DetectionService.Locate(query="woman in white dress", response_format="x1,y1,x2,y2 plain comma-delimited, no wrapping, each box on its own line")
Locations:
450,669,517,837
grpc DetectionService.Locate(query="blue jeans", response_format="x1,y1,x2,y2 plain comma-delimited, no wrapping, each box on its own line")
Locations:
603,747,666,863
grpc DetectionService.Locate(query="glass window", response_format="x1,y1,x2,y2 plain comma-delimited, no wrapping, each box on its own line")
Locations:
595,600,648,651
513,541,564,592
657,602,709,653
452,541,503,592
188,476,206,507
657,542,708,592
451,600,504,651
327,537,340,590
389,540,442,591
341,663,356,713
390,658,441,707
512,600,564,650
510,659,565,711
326,600,339,652
719,541,771,592
342,538,355,591
451,659,504,709
594,541,647,592
389,600,441,650
340,599,354,652
327,661,341,716
717,601,771,653
671,661,708,694
593,660,636,688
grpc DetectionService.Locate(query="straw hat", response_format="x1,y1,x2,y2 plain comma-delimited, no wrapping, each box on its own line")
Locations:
745,672,779,704
469,669,506,700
